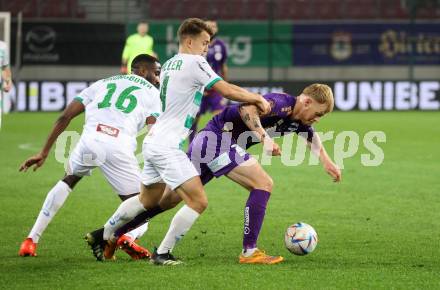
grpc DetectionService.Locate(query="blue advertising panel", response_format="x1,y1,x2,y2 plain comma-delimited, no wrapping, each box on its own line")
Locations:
292,23,440,65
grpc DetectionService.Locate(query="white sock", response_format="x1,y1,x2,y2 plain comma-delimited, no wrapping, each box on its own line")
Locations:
242,247,257,257
103,196,145,241
157,205,200,255
28,181,72,243
125,222,149,240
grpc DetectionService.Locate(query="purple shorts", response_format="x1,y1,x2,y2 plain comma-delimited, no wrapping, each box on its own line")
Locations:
199,90,227,115
187,129,251,185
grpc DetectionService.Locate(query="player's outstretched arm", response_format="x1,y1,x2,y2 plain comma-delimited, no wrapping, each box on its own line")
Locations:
19,100,85,172
307,134,341,182
212,80,270,114
239,104,281,156
2,67,12,92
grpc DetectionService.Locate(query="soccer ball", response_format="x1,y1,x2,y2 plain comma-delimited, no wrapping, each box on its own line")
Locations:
284,222,318,255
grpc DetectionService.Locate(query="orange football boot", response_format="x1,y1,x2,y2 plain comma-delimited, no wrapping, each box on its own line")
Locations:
239,249,284,265
19,238,38,257
117,234,151,260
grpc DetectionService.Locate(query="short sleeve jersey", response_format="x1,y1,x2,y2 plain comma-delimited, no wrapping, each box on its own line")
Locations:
205,93,314,149
75,74,161,151
0,41,9,83
145,53,222,149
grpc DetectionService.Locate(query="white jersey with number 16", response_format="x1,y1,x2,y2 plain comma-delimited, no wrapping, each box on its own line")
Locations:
75,74,161,152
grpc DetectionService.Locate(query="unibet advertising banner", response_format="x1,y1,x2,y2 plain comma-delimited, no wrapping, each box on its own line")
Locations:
6,80,439,112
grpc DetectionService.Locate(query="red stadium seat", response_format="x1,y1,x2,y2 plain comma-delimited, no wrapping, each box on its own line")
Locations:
343,0,378,19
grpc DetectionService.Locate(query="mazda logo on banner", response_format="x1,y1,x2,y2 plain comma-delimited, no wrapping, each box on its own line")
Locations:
23,25,60,62
25,26,56,53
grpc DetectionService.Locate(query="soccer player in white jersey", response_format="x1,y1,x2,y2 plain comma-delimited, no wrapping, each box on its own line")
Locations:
0,40,12,93
18,54,161,260
86,18,270,264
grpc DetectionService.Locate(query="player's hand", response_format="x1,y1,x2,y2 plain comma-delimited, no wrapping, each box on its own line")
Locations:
262,136,282,156
3,79,11,92
120,65,128,74
19,153,47,172
255,95,271,115
323,160,341,182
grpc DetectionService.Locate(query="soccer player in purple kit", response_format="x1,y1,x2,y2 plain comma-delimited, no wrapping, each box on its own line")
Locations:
111,83,341,264
189,20,228,142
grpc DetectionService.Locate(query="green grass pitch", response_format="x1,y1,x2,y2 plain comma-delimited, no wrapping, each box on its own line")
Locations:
0,111,439,289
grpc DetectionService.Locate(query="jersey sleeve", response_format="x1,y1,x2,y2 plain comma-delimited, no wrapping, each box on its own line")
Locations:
74,81,100,106
145,88,162,118
193,56,222,89
1,43,9,67
263,93,293,118
122,35,132,60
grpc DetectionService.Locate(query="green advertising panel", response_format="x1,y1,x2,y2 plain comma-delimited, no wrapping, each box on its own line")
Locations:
127,21,292,67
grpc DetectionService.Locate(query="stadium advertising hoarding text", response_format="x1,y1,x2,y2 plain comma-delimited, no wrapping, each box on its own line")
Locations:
140,22,292,67
293,23,440,66
13,21,440,67
6,80,439,112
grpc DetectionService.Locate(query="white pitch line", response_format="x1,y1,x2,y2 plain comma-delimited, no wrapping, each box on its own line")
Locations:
18,143,41,152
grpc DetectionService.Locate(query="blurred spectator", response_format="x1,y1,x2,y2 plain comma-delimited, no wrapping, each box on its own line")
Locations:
121,21,156,74
205,20,228,81
0,40,12,93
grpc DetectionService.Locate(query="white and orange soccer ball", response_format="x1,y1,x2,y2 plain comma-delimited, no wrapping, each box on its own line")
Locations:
284,222,318,255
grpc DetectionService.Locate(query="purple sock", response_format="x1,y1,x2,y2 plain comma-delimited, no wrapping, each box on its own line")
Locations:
243,189,271,250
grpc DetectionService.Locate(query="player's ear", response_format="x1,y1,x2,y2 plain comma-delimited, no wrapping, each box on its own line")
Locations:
304,96,313,107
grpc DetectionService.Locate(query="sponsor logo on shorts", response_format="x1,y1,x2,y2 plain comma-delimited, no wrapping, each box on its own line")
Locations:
207,152,232,173
96,124,119,137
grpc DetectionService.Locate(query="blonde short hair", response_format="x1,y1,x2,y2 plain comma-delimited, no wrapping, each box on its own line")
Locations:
302,83,334,113
178,18,214,42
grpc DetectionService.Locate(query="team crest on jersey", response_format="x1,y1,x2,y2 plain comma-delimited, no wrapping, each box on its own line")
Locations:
97,123,120,137
281,106,292,113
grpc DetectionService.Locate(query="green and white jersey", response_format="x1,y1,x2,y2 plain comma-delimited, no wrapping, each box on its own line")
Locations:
0,41,9,83
74,74,161,152
145,53,222,149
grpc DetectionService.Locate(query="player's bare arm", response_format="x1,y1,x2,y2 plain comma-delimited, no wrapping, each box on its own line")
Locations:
239,104,281,156
221,63,228,81
305,133,341,182
212,80,270,114
19,100,85,172
2,66,12,92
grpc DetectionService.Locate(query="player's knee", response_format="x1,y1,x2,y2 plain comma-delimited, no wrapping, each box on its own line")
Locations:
199,196,208,211
188,195,208,214
139,192,159,208
159,193,181,210
254,175,273,192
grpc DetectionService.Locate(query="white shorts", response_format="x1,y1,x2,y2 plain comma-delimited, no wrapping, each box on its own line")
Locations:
67,136,141,196
141,143,199,190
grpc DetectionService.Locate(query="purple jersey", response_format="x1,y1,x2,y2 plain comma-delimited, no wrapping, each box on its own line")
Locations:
204,93,314,149
206,38,227,76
